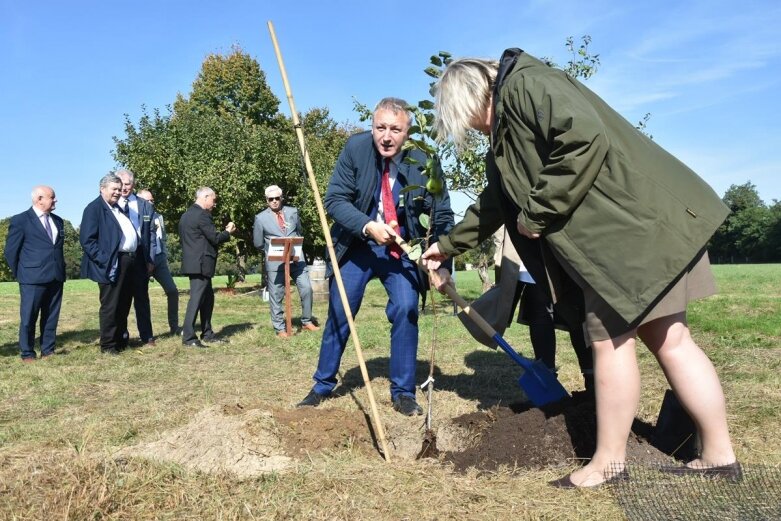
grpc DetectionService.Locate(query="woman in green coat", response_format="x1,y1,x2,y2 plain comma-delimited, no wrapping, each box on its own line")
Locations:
422,49,739,488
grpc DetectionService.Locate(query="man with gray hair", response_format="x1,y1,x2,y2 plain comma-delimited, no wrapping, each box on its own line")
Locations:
80,174,138,355
253,184,317,337
179,187,236,347
297,98,455,416
4,185,66,362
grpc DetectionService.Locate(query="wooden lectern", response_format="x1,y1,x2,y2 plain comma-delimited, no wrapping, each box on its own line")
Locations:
268,237,304,336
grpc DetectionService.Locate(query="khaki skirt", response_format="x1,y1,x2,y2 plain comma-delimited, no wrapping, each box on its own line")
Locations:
556,250,716,342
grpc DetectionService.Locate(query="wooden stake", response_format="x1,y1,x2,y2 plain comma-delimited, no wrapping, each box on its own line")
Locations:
267,21,391,461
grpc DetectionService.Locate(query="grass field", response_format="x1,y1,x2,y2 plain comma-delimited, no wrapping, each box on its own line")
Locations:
0,265,779,520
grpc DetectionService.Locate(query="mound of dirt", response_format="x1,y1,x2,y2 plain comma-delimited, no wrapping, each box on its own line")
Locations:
119,394,665,478
442,392,664,473
117,404,294,478
270,407,376,457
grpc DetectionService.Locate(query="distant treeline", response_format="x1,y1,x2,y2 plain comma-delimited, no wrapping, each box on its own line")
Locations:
708,182,781,264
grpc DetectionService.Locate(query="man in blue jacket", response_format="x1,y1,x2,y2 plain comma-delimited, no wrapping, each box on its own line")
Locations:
80,173,139,355
4,185,66,362
297,98,454,416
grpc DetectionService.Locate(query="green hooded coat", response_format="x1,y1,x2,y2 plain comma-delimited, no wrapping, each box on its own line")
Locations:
438,49,729,325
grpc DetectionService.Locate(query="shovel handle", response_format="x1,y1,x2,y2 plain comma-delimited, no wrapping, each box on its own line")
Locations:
391,234,531,367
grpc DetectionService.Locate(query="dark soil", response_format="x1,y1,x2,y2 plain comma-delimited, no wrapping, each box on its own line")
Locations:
125,393,668,478
442,391,664,473
268,391,665,473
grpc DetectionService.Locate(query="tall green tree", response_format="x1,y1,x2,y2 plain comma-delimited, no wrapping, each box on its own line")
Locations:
710,182,774,263
113,48,351,280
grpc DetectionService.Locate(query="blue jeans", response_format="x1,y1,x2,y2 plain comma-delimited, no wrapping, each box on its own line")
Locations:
312,241,421,400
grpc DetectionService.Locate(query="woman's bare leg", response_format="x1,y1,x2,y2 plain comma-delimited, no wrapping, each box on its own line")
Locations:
566,330,639,487
639,312,736,466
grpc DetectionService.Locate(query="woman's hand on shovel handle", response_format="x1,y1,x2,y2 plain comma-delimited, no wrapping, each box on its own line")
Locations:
421,242,448,271
429,267,453,292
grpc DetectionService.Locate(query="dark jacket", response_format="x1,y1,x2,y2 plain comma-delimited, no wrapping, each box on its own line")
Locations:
439,49,730,324
4,208,66,284
130,194,157,264
324,131,454,276
179,204,231,277
79,196,123,284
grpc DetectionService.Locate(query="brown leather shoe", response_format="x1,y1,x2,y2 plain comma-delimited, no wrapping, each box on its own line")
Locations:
301,323,320,332
21,357,36,363
276,331,291,338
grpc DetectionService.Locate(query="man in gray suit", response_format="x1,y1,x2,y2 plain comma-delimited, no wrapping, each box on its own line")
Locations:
253,185,318,338
137,189,180,335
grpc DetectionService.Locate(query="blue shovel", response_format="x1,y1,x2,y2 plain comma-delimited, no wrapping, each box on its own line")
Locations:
394,234,569,407
440,283,570,407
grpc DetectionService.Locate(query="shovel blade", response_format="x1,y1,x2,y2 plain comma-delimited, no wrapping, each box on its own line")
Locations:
494,334,569,406
518,360,569,407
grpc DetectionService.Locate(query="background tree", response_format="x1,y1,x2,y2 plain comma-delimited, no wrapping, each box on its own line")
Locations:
0,219,11,281
113,48,351,283
710,182,778,263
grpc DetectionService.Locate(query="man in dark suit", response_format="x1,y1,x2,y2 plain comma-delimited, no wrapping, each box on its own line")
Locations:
116,168,157,346
179,187,236,347
80,174,139,355
297,98,455,416
253,184,318,338
4,185,66,362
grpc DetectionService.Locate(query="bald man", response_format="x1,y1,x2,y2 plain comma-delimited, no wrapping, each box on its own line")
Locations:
4,186,66,362
179,187,236,347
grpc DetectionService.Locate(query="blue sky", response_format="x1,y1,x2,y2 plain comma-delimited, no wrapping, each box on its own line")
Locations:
2,0,780,226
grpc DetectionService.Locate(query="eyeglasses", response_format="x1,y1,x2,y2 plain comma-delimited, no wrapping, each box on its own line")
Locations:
267,197,281,201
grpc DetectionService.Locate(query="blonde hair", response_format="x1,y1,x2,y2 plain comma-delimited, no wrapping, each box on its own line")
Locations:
435,58,499,147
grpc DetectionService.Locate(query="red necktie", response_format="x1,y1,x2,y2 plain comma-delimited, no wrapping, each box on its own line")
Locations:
276,211,286,233
381,158,403,259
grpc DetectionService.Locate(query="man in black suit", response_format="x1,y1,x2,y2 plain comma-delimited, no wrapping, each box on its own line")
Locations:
116,168,157,346
179,187,236,347
80,173,139,355
4,185,66,362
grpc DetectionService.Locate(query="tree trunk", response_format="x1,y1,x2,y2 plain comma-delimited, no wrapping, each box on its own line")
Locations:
477,263,492,293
